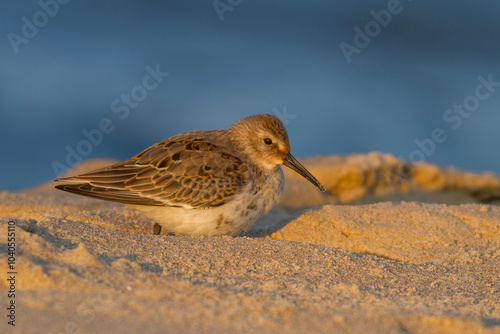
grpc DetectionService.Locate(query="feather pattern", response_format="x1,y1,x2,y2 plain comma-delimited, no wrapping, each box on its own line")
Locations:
55,114,326,236
56,133,248,208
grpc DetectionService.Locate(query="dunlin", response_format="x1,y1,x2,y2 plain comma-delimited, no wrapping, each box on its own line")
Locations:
55,114,326,236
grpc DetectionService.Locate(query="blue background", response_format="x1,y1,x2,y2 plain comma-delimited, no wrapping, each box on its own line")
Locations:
1,0,500,191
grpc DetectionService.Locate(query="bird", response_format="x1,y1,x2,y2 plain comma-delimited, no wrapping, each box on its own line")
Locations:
55,114,326,236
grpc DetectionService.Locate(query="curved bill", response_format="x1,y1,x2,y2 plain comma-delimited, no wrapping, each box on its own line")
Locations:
282,153,326,192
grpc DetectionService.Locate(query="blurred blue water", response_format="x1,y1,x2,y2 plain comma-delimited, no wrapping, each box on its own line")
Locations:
1,0,500,191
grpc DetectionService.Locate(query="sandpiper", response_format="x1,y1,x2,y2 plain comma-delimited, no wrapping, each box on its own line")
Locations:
55,114,326,236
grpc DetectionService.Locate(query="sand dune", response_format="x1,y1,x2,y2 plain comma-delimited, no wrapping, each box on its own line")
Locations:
1,153,499,333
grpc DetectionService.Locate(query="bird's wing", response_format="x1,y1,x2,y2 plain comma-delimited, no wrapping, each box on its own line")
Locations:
55,138,248,208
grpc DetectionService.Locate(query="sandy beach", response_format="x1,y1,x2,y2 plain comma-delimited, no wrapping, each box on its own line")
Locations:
1,153,499,333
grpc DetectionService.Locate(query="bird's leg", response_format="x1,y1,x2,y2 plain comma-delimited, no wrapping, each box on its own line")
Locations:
153,223,162,235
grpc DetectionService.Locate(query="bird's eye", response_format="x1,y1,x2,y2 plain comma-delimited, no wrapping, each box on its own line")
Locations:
263,138,273,145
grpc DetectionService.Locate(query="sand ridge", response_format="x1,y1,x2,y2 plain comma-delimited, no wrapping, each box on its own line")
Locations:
1,153,499,333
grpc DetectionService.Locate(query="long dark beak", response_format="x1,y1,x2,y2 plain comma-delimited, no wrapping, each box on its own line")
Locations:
282,153,326,192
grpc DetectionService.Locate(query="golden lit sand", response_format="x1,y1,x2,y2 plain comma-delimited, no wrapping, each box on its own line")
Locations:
1,153,499,333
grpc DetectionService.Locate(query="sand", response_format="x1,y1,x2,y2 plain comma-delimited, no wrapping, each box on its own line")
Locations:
1,152,499,333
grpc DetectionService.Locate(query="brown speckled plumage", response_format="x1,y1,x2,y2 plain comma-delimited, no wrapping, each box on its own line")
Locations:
55,114,325,236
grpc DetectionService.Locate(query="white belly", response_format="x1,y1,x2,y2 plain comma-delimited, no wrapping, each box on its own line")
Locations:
130,168,284,236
